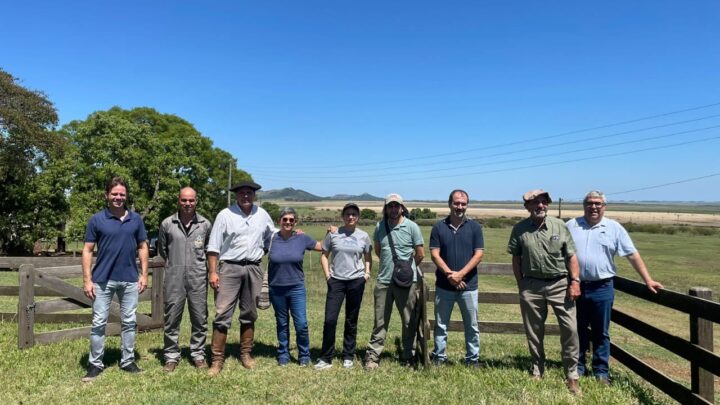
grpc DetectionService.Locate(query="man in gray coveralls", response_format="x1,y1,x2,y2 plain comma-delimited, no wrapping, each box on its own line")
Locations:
157,187,212,372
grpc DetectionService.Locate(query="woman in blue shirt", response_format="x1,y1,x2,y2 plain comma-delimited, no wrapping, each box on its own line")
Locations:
267,207,321,366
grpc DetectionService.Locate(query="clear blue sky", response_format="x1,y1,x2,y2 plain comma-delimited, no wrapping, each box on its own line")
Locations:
4,1,720,202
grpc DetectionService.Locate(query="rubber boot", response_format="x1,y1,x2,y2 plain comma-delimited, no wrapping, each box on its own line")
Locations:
208,329,227,377
240,323,256,369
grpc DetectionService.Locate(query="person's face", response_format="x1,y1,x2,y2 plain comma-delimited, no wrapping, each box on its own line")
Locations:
178,189,197,215
386,202,402,220
449,192,468,220
343,208,359,226
583,197,606,225
106,185,127,209
526,196,549,221
279,214,296,231
235,187,255,208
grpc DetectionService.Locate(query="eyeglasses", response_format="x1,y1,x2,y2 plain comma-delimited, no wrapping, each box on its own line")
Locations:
281,217,296,224
584,202,606,207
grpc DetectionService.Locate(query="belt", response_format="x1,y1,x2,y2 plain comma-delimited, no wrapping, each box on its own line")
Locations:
224,259,261,266
581,277,613,285
524,275,566,282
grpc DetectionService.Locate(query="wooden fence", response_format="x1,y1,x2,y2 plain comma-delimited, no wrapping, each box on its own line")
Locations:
0,259,165,349
420,262,718,405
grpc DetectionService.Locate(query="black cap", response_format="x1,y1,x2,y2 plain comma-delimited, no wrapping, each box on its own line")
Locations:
342,202,360,214
229,181,261,192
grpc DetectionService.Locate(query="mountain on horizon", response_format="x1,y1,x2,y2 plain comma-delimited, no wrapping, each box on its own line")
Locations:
257,188,382,201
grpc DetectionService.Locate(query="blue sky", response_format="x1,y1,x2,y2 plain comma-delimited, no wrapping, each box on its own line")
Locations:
3,1,720,201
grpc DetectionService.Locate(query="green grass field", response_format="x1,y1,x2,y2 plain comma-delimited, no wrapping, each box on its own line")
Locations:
0,225,717,404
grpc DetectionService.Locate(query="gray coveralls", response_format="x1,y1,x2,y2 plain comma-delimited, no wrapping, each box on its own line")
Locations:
157,212,212,364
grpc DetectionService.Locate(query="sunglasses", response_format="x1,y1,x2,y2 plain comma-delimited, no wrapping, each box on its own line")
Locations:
281,217,296,224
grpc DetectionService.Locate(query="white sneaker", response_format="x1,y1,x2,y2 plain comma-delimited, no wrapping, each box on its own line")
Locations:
314,360,333,370
342,359,354,369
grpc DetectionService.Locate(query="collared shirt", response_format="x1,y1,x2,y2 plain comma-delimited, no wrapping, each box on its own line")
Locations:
157,212,212,271
373,217,424,285
507,216,576,279
84,208,148,283
207,204,274,262
430,216,484,291
566,216,637,281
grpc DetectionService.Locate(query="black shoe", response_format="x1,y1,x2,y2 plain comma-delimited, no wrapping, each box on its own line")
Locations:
120,362,142,373
82,366,103,382
465,360,480,369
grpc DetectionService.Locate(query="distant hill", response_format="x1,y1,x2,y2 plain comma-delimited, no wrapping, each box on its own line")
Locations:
257,188,382,201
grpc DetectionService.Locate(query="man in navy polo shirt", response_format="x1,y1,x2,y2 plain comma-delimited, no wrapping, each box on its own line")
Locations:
81,177,149,382
429,189,484,367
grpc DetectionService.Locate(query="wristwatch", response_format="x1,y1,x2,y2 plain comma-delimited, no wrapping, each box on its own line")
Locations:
569,277,580,283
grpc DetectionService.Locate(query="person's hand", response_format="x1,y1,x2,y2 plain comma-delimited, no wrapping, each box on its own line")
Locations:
363,273,370,282
567,282,581,300
447,272,464,285
209,272,220,290
138,274,148,294
83,280,96,300
327,226,338,234
456,281,466,290
646,280,664,293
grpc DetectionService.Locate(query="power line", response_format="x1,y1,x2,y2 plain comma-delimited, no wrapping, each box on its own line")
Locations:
607,173,720,197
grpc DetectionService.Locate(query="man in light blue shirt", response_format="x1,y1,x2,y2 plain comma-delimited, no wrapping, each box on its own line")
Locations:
566,190,663,385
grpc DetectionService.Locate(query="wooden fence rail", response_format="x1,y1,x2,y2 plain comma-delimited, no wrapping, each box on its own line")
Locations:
420,262,718,404
8,260,165,349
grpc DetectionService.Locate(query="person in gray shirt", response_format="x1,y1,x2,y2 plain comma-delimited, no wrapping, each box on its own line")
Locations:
315,203,372,370
157,187,212,372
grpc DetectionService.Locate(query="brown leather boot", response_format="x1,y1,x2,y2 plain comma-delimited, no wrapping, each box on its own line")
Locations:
239,323,256,369
208,329,227,377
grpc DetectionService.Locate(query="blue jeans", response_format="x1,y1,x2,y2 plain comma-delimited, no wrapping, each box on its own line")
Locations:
89,280,139,369
577,278,614,378
270,284,309,364
432,287,479,362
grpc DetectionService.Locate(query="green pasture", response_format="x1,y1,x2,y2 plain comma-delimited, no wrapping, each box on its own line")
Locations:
0,225,718,404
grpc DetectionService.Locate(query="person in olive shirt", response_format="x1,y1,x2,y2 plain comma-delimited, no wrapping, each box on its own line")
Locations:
507,189,582,395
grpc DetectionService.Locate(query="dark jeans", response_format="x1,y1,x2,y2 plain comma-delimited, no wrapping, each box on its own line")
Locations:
319,277,366,362
270,283,309,364
577,278,614,378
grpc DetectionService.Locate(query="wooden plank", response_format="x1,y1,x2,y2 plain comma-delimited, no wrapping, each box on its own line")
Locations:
151,265,164,325
34,314,93,323
18,264,35,349
1,285,153,301
33,320,163,346
34,270,154,325
0,312,17,321
611,343,711,405
420,262,513,275
615,277,720,323
689,287,715,403
0,257,85,269
425,290,519,305
612,308,720,376
428,319,559,335
35,297,88,313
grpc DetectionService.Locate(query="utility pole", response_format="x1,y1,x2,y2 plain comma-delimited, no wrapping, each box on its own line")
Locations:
227,158,236,207
558,197,563,218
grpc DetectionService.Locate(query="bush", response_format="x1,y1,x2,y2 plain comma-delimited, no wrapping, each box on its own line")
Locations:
360,208,377,220
261,202,280,221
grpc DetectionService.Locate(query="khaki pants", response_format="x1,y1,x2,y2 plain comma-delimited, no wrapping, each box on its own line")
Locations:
519,277,579,379
212,262,262,332
365,282,418,363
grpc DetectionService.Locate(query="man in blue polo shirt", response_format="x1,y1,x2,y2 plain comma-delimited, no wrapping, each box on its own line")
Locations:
81,177,149,382
430,189,484,367
567,190,663,385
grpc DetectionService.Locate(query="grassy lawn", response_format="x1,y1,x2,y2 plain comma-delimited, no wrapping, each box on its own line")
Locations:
0,224,717,404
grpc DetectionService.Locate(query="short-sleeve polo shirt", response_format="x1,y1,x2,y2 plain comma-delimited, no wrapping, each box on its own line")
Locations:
566,216,637,281
507,216,576,279
374,217,424,285
85,208,148,283
430,217,484,291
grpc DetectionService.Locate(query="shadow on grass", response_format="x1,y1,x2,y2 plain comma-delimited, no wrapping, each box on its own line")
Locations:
78,348,138,369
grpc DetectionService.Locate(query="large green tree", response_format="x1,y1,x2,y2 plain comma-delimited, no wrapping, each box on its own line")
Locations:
55,107,250,240
0,69,65,254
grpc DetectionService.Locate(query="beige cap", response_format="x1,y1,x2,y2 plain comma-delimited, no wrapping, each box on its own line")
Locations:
522,189,552,204
384,193,404,205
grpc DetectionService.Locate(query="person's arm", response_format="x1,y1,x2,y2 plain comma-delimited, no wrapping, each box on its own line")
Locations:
157,224,167,260
413,245,425,266
208,252,220,290
374,240,381,257
626,252,663,293
82,242,96,300
566,254,580,300
447,249,484,286
137,241,149,293
512,255,523,284
312,241,322,252
431,248,461,289
363,250,372,281
321,250,331,280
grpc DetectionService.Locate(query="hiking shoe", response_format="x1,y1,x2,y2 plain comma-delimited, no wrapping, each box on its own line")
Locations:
120,362,142,373
163,362,177,372
315,360,333,370
342,359,354,369
597,376,610,386
465,360,480,369
364,360,379,371
193,359,208,369
566,378,582,395
81,366,103,382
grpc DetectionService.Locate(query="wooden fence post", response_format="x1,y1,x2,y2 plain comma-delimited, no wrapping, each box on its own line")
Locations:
151,265,164,325
689,287,714,403
18,264,35,349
